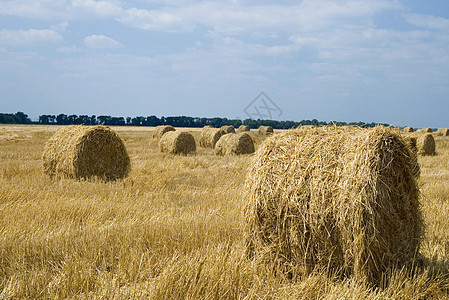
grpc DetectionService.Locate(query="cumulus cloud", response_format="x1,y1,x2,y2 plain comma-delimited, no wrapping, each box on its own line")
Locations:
0,29,62,46
83,34,123,49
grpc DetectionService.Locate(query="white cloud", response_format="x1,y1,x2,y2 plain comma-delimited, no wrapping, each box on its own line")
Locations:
0,29,62,46
83,34,123,48
403,13,449,31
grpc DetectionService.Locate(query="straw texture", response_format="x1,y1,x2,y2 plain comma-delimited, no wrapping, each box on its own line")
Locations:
215,132,255,155
238,125,251,132
199,128,224,148
243,126,422,284
220,126,236,135
159,131,196,155
403,127,414,133
437,128,449,136
42,125,131,181
258,126,274,135
153,125,175,140
417,133,436,155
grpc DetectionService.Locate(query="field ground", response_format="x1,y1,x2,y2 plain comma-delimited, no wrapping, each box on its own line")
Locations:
1,124,449,299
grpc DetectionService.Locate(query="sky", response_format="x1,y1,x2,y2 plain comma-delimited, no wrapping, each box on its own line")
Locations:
1,0,448,128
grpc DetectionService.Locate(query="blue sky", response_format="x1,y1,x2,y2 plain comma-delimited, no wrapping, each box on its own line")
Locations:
1,0,448,128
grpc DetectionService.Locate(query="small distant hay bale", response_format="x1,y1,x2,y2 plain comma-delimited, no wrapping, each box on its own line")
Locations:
417,133,436,155
437,128,449,136
238,125,251,132
220,125,236,135
420,127,433,133
153,125,175,140
258,126,274,135
199,128,224,148
403,126,414,133
215,132,255,155
42,125,131,181
159,131,196,155
203,125,214,129
243,126,422,284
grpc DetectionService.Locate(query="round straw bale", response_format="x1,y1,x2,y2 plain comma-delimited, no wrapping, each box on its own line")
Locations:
159,131,196,155
258,125,274,135
437,128,449,136
215,132,255,155
420,127,433,133
153,125,175,140
417,133,436,155
243,126,422,284
220,125,236,135
42,125,131,181
403,126,414,133
203,125,214,129
238,125,251,132
404,136,420,178
199,128,224,148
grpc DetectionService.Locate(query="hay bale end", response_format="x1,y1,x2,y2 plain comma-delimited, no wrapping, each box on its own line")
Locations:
258,126,274,135
159,131,196,155
215,132,255,155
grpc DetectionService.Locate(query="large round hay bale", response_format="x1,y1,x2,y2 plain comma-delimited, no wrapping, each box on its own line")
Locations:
403,126,414,133
437,128,449,136
159,131,196,155
153,125,175,140
42,125,131,181
420,127,433,133
417,133,436,155
404,136,420,178
220,125,235,135
199,128,224,148
258,125,273,135
215,132,255,155
238,125,250,132
243,126,422,284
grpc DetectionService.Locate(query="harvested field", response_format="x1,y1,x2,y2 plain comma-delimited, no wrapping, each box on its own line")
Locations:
2,124,449,299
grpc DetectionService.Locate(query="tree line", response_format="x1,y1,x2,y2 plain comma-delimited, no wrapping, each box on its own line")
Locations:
0,112,388,129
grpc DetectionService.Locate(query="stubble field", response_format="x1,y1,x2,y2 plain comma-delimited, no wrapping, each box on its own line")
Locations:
1,124,449,299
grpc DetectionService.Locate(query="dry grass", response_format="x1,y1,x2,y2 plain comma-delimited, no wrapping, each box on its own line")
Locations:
1,124,449,299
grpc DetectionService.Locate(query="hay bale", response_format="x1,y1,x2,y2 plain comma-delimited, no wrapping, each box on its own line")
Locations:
153,125,175,140
42,125,131,181
159,131,196,155
404,136,420,178
403,126,414,133
238,125,251,132
199,128,224,148
243,126,422,284
215,132,255,155
437,128,449,136
203,125,214,129
220,125,235,135
417,133,436,155
420,127,433,133
258,125,273,135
